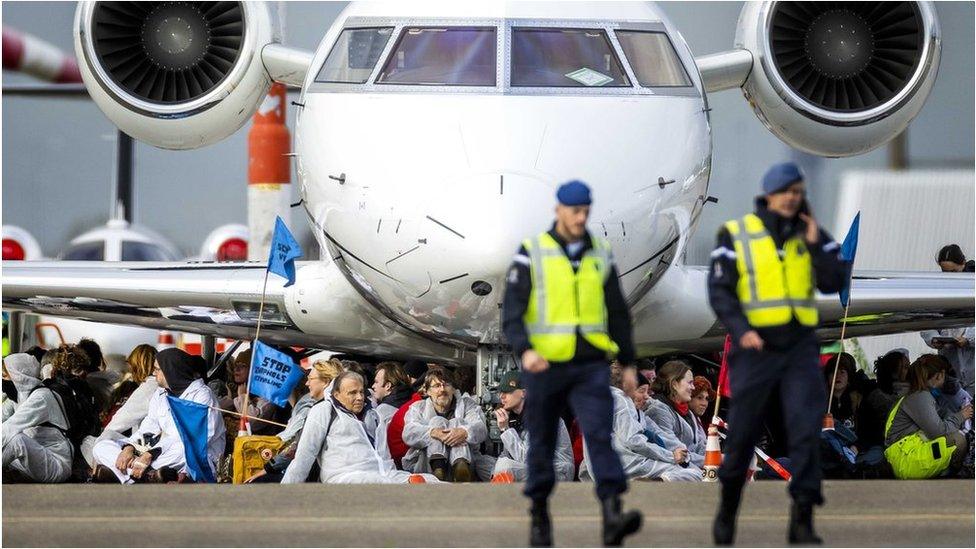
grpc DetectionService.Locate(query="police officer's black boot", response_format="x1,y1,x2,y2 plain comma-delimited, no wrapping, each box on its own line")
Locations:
713,481,743,546
787,501,823,545
529,498,552,547
600,496,642,547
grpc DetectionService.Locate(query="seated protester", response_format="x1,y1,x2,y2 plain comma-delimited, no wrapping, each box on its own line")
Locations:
491,371,574,483
824,353,865,433
50,345,102,442
646,360,707,469
282,371,439,484
218,349,279,436
690,376,715,424
858,349,910,452
371,362,412,460
81,344,159,467
921,326,974,399
90,348,225,484
386,360,428,469
402,367,495,482
2,354,72,483
884,355,973,479
581,362,699,482
249,359,344,483
77,338,112,414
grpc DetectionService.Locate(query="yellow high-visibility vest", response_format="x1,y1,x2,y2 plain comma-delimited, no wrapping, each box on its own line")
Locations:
523,232,619,362
724,213,818,328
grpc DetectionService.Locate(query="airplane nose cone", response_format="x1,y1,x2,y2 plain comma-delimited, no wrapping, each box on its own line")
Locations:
389,172,554,303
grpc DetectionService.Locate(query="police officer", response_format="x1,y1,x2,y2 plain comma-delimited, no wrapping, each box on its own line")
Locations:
503,180,642,547
707,163,849,545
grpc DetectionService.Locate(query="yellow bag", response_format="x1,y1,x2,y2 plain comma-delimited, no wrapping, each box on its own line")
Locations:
232,435,283,484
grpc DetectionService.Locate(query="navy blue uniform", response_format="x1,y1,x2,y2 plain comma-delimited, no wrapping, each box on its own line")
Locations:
503,225,634,501
708,198,849,504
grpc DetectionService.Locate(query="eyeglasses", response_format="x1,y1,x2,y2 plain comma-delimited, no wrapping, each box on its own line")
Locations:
427,381,452,391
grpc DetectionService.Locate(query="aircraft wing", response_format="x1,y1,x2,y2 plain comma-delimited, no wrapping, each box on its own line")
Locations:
654,268,975,352
0,260,460,361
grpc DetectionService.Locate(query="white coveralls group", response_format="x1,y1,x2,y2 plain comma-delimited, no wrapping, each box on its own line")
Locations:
282,379,438,484
580,386,701,482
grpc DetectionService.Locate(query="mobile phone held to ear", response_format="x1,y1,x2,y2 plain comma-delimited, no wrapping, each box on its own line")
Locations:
798,198,812,217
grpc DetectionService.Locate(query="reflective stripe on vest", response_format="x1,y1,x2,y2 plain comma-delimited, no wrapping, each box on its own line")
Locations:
523,232,619,362
724,213,818,328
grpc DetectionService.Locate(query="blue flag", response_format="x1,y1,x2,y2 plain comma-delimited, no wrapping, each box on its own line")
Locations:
166,396,216,483
249,340,303,407
839,212,860,307
268,216,303,286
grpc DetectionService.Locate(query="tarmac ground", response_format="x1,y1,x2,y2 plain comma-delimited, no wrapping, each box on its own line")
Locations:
2,480,973,547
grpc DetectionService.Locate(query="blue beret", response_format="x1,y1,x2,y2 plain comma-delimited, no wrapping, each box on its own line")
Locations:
762,162,804,195
556,180,592,206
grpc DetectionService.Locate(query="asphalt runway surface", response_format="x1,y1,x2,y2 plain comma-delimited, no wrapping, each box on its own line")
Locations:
3,480,973,547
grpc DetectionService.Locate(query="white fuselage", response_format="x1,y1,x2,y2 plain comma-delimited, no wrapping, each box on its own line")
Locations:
291,5,713,350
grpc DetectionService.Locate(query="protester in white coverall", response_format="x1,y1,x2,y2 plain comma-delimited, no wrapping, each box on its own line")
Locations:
491,370,575,482
91,348,225,483
2,353,73,483
581,363,700,482
282,371,439,484
645,361,708,469
403,368,495,482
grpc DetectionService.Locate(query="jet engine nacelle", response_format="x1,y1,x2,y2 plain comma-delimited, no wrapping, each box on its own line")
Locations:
74,1,278,150
736,1,941,157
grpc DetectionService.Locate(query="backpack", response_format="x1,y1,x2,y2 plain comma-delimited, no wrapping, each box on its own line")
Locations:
33,376,102,447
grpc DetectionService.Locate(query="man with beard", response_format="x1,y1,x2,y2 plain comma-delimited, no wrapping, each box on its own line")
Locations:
491,370,574,483
402,368,494,481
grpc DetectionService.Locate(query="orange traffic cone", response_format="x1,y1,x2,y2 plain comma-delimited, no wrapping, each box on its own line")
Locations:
491,471,516,484
822,413,835,431
703,424,723,482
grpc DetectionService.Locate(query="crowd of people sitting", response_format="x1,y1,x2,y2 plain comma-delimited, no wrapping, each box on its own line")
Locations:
2,331,972,485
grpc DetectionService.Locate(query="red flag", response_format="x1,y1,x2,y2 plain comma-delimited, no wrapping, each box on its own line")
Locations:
717,334,732,398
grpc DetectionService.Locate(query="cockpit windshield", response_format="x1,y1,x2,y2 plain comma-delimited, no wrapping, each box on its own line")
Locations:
376,27,497,86
62,241,103,261
615,30,691,87
315,27,394,84
511,28,630,88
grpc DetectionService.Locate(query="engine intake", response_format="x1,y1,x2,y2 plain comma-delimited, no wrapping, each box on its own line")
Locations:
76,1,278,149
736,1,940,157
92,2,244,104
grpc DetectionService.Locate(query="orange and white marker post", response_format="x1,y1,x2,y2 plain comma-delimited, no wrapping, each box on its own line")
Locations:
702,424,723,482
247,82,291,261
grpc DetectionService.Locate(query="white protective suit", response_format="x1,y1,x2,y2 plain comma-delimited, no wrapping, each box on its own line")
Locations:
281,398,438,484
492,416,575,482
81,377,159,466
2,354,73,483
402,390,496,481
645,397,707,468
580,387,701,482
922,327,975,397
91,378,225,483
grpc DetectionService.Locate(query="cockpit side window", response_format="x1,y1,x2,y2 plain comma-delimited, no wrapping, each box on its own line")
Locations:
121,241,176,262
315,27,394,84
376,27,497,86
62,241,104,261
615,30,692,88
511,28,630,88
